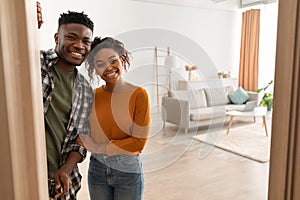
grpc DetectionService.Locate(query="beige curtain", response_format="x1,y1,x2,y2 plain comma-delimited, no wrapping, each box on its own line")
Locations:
239,9,260,91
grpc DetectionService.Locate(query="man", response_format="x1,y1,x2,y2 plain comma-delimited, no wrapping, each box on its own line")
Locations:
40,11,94,199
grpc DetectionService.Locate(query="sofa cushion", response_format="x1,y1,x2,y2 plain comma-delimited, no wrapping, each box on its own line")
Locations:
203,87,229,107
228,87,250,104
225,104,247,111
169,89,207,109
190,106,226,121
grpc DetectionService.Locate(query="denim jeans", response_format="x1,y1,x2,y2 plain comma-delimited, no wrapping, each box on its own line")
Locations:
88,154,144,200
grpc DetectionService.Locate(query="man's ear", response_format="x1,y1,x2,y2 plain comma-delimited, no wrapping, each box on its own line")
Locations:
54,33,58,44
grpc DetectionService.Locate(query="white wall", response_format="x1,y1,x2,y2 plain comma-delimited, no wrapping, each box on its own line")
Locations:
38,0,240,75
258,3,278,90
37,0,278,89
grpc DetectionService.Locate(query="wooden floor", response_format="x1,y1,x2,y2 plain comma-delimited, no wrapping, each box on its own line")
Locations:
78,115,271,200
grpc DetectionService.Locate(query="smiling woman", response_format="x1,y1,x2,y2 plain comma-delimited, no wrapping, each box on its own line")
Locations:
82,37,151,200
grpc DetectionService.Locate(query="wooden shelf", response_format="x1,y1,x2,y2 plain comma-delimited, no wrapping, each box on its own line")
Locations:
177,78,238,90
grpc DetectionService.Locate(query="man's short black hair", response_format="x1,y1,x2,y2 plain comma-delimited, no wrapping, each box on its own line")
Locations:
58,11,94,32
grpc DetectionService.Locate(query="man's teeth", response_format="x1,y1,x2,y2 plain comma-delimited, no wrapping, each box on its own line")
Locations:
72,52,82,57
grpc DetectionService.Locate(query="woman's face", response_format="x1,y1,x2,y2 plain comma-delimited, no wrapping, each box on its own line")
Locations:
93,48,124,84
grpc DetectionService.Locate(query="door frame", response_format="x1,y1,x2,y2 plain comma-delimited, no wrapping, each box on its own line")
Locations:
0,0,48,199
268,0,300,199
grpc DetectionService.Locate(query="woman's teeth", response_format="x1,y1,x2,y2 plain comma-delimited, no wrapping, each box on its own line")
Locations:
106,72,116,77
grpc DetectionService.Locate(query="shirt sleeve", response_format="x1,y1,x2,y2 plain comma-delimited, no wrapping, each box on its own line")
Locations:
67,142,87,163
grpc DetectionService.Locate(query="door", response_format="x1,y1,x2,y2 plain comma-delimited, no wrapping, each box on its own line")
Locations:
0,0,48,199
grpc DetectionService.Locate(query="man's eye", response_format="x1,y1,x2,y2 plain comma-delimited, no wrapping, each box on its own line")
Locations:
66,35,76,40
83,40,91,45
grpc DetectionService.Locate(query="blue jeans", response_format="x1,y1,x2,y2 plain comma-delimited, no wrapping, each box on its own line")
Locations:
88,154,144,200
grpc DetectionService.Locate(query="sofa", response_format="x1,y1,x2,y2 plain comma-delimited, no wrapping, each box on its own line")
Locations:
161,85,258,134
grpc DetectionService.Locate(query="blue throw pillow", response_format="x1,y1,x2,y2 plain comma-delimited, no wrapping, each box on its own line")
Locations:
228,87,250,104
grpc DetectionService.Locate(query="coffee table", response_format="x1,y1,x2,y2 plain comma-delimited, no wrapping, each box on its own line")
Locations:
226,107,268,136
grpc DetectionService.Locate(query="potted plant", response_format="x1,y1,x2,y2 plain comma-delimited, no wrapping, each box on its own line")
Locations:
255,80,273,111
261,93,273,111
217,71,223,78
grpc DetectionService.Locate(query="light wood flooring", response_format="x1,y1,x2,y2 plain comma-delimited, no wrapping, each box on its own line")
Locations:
78,114,271,200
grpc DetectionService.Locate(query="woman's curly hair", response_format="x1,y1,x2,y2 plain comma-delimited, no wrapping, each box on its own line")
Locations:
86,37,131,83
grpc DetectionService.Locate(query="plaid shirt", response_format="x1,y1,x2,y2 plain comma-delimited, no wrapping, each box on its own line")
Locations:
40,49,93,200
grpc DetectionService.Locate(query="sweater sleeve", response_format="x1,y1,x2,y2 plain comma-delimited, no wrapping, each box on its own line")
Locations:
106,88,151,156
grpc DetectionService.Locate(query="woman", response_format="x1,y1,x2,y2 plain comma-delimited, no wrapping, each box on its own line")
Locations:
82,37,151,200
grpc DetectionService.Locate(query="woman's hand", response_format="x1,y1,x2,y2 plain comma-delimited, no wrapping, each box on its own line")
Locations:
79,134,106,154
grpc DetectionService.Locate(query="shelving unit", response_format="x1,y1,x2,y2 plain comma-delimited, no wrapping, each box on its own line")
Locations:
154,47,172,113
177,78,238,90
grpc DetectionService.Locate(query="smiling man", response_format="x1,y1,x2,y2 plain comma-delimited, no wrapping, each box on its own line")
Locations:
39,11,94,200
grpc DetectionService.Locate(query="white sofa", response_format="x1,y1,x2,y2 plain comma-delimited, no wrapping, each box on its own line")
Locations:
161,86,258,134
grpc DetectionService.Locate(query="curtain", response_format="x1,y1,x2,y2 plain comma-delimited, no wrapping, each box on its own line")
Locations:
239,9,260,91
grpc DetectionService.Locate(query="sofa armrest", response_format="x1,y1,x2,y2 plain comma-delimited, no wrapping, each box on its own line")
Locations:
247,91,259,102
161,96,190,128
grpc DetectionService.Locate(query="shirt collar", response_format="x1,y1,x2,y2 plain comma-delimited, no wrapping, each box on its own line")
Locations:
46,49,78,74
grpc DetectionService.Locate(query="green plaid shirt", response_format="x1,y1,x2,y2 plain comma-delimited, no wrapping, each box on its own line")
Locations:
40,49,93,200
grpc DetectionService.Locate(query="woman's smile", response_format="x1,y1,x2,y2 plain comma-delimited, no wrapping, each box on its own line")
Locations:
104,69,118,77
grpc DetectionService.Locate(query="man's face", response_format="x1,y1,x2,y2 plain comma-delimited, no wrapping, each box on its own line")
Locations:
55,23,93,68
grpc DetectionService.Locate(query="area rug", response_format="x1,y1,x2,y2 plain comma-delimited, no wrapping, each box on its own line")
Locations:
193,124,271,163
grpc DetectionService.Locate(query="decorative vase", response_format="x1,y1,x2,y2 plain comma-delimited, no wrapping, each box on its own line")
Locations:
188,71,192,81
267,105,272,111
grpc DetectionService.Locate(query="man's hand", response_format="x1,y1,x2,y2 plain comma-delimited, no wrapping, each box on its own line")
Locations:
53,165,71,198
52,151,83,198
36,1,43,29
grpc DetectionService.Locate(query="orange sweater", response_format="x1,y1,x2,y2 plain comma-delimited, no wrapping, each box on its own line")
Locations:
93,85,151,156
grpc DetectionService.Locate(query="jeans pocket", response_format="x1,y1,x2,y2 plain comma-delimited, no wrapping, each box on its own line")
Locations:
116,155,141,173
118,155,138,166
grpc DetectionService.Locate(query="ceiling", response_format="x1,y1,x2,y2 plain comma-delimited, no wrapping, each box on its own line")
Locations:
131,0,278,10
131,0,241,10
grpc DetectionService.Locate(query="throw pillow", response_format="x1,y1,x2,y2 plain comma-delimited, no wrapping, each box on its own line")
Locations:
228,87,250,104
203,87,229,107
225,85,235,104
169,90,207,109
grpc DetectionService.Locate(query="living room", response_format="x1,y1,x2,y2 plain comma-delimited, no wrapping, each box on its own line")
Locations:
1,1,288,197
4,0,300,199
36,0,278,199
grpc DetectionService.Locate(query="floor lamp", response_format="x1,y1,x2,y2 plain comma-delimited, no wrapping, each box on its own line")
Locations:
164,48,178,90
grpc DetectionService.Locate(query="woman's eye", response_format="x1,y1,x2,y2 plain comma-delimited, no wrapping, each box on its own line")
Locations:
96,64,105,68
110,59,118,64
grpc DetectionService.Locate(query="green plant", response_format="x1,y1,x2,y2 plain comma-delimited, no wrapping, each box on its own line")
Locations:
255,80,274,107
217,71,223,78
261,93,273,107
